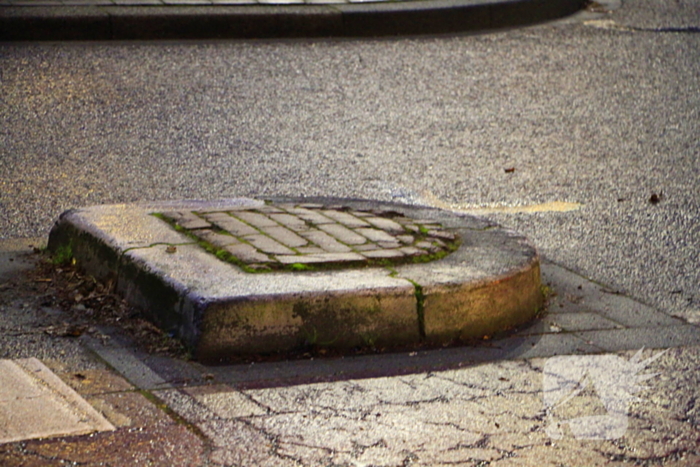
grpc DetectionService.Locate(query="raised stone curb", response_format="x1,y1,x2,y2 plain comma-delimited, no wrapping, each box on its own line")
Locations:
48,197,543,362
0,0,586,41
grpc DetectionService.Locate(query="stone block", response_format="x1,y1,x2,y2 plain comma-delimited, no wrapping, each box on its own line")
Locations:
259,225,308,248
197,287,419,358
318,223,368,245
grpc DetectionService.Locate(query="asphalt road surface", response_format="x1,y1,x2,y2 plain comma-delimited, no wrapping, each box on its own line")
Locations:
1,0,699,328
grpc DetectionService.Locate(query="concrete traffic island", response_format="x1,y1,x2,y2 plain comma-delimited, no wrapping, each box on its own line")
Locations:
47,197,543,363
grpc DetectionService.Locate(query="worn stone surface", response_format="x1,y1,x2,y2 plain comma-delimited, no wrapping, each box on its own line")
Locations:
197,286,420,357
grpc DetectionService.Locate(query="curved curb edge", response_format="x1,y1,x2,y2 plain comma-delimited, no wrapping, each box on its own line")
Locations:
0,0,586,41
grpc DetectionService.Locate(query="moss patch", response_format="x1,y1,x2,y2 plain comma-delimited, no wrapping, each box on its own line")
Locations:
51,242,75,266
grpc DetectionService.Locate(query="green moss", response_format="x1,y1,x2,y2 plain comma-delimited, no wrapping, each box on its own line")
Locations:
540,284,553,299
534,284,554,318
410,247,455,264
405,278,426,339
361,333,378,348
52,243,74,266
303,326,318,346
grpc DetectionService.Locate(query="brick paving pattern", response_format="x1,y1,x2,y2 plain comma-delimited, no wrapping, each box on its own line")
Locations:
160,203,458,271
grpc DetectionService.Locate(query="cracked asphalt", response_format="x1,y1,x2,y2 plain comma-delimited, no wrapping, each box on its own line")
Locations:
144,346,696,466
1,0,700,465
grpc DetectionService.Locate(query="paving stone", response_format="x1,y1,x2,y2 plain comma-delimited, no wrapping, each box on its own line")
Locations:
226,204,263,211
259,225,308,248
163,0,212,4
243,234,294,255
275,253,366,264
415,240,439,252
161,211,184,221
319,209,370,228
232,211,278,229
296,246,325,254
200,212,233,221
353,243,380,251
363,216,405,233
361,249,405,259
210,0,259,4
224,243,270,263
177,216,211,230
298,229,352,253
399,246,425,256
196,229,239,248
396,234,414,244
428,229,456,240
318,223,368,245
207,216,259,237
355,227,396,243
412,219,441,225
268,213,310,231
283,207,335,225
255,205,285,214
113,0,163,4
432,238,446,247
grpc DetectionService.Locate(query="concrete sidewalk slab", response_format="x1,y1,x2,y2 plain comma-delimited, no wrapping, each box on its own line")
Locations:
0,358,115,444
47,197,543,362
0,0,587,40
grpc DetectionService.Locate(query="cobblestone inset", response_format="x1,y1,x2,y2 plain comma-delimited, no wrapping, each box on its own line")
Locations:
159,203,460,272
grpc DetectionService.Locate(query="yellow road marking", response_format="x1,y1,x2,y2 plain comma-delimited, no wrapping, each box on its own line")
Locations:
421,190,582,214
